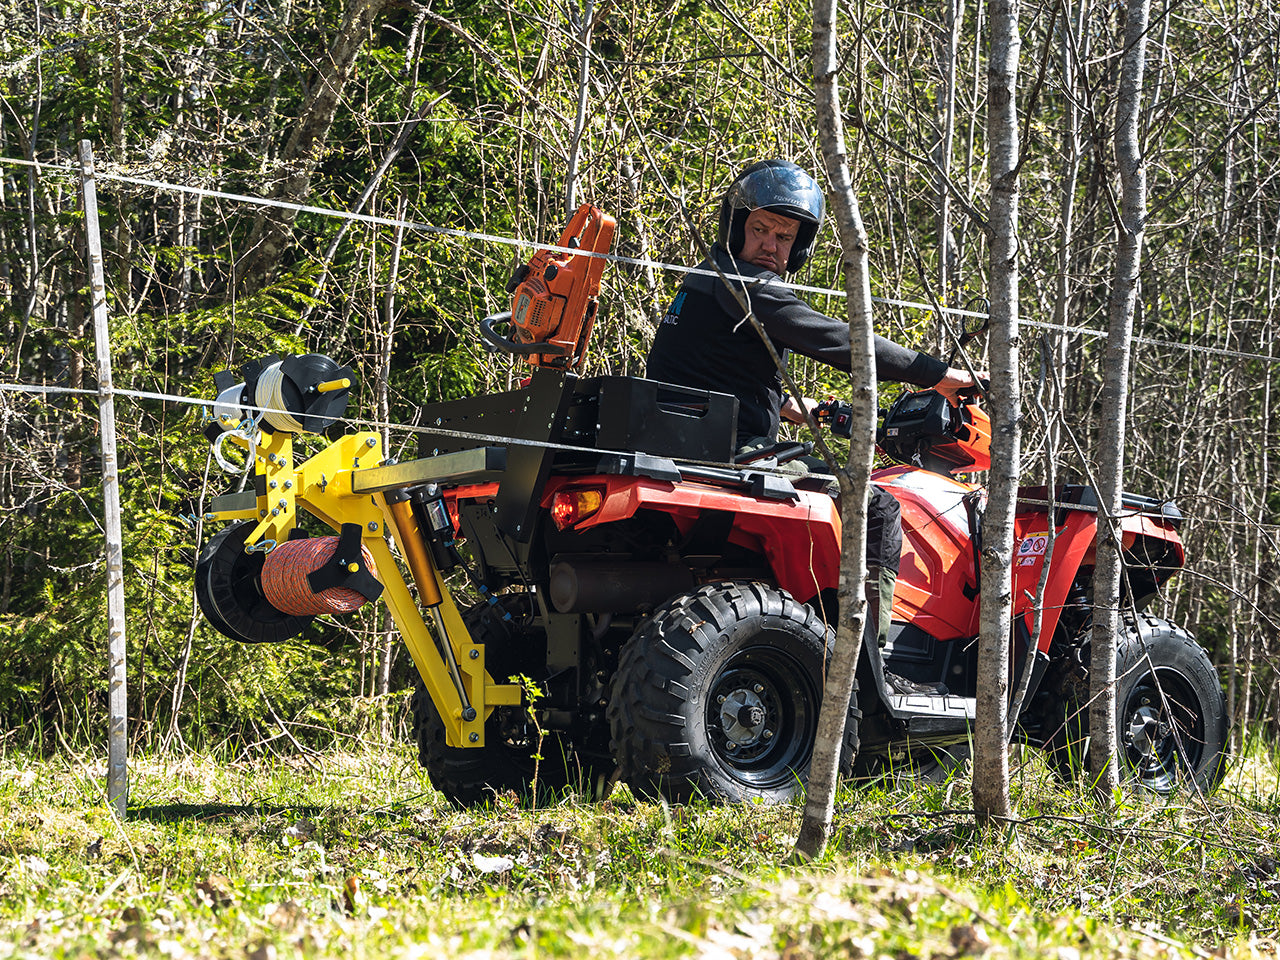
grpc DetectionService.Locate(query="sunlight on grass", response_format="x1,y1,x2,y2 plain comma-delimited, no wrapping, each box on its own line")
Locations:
1,741,1278,959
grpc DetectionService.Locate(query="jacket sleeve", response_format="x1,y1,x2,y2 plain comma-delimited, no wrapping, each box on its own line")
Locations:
713,263,948,387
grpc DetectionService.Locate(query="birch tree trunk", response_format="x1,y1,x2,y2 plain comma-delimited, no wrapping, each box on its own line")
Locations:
1090,0,1151,794
972,0,1020,826
794,0,878,861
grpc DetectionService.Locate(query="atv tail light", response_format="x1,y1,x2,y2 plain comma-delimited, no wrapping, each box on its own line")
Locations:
551,487,604,530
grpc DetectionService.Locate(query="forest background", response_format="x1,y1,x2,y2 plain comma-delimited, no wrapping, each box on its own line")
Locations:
0,0,1277,755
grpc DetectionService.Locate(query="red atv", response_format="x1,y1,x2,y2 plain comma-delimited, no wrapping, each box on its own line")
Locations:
196,206,1228,805
407,366,1227,804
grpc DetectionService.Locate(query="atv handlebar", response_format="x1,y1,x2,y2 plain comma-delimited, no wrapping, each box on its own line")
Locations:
814,398,854,438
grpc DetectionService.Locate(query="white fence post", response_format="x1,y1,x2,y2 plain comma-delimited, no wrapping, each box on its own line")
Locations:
78,139,129,820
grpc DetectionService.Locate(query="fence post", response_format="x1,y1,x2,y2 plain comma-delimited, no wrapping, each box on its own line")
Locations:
78,139,129,820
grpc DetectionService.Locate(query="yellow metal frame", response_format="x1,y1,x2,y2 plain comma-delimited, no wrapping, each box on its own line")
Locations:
206,428,521,748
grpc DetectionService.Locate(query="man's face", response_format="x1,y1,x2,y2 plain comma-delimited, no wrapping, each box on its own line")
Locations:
739,208,799,274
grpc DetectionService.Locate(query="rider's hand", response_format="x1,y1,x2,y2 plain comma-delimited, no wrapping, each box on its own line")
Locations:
932,367,987,405
781,395,820,425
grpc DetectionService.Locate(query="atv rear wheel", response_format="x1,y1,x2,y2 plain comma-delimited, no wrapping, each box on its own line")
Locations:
410,598,609,807
607,581,860,804
1046,616,1228,793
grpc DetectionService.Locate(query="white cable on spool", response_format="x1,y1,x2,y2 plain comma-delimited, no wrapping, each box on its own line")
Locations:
255,361,309,433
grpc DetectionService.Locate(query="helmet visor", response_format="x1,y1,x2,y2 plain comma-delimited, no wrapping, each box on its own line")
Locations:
726,164,825,225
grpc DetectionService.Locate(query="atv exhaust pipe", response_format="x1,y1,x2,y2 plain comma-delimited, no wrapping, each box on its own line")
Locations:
549,557,695,614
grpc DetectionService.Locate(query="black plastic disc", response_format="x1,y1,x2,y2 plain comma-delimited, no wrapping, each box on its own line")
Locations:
195,521,314,643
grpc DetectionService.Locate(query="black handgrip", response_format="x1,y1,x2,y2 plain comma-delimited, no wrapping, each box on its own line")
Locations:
478,312,569,356
733,440,812,466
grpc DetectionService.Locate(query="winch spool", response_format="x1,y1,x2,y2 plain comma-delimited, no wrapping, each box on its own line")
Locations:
204,354,354,439
254,355,354,434
261,536,380,616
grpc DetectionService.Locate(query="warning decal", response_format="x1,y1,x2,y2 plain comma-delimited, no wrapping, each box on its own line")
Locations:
1016,532,1049,567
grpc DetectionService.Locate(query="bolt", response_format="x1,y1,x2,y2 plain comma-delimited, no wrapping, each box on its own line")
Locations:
279,461,288,470
462,707,477,721
267,453,278,463
260,510,268,518
365,437,376,448
468,732,480,743
283,480,293,490
270,507,280,517
368,521,379,532
434,417,443,427
269,480,278,489
278,499,287,510
469,649,479,660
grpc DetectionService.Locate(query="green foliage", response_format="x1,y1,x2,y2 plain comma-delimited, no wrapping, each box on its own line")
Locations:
3,0,1279,745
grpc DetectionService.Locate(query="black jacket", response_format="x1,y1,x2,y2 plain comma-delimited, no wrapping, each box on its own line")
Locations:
646,244,947,443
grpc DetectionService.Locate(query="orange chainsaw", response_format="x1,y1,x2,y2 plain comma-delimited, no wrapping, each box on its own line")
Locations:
480,204,616,371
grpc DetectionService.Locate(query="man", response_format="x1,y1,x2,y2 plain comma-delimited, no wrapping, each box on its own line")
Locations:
646,158,977,696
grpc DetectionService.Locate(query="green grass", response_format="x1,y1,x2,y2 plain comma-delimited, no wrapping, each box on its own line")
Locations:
2,736,1279,959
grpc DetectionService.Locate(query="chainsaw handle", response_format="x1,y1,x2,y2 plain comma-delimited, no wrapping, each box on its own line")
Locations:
479,311,569,356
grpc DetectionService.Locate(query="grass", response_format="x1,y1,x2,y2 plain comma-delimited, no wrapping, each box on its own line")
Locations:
1,735,1279,959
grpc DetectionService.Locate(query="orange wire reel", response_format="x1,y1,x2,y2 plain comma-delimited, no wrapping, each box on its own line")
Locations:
196,522,383,643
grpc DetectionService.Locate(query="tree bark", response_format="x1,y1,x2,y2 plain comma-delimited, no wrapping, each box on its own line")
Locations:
235,0,391,288
1090,0,1151,795
795,0,878,862
972,0,1020,827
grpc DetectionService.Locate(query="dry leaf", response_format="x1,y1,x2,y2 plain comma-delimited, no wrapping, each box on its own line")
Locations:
473,853,515,875
949,923,992,955
194,874,234,909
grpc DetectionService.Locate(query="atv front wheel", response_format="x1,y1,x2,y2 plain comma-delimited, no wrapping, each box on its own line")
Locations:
410,598,608,807
608,581,860,804
1046,616,1228,793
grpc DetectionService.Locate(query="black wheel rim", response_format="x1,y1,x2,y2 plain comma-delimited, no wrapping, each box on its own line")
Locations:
705,643,819,790
1120,667,1206,791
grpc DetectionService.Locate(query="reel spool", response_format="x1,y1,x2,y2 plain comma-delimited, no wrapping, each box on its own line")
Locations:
260,533,382,617
204,354,354,441
195,522,313,644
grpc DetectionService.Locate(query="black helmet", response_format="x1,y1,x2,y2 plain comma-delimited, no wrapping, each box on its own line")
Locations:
717,159,826,273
